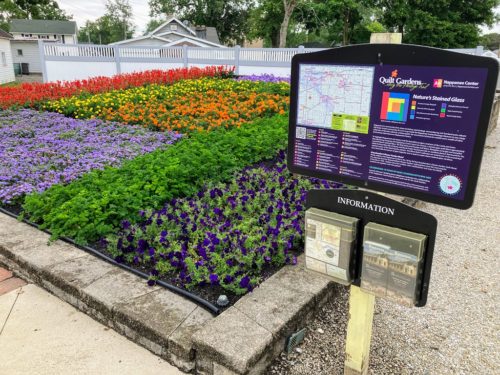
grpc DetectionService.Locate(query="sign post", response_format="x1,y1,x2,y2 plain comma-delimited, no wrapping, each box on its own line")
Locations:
288,44,498,374
344,285,375,375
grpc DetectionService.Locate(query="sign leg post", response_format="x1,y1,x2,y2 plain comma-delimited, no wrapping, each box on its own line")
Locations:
344,285,375,375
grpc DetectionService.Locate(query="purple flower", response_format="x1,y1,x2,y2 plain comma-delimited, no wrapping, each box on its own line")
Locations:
209,274,219,285
239,276,250,288
106,147,342,295
236,74,290,83
137,239,147,251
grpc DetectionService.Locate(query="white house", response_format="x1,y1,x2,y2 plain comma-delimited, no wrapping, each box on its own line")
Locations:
9,19,78,74
111,16,224,48
0,29,15,84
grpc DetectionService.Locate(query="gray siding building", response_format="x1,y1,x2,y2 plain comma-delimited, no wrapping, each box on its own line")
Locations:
9,19,78,74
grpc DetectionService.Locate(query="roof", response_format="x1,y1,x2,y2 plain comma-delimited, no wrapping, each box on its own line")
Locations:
162,37,216,48
10,19,77,35
0,29,13,40
155,31,225,48
150,17,196,37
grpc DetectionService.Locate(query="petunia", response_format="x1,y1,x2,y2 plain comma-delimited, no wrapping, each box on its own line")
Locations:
209,274,219,285
239,276,250,288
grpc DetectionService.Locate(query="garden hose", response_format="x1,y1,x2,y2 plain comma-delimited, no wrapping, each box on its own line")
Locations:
0,206,220,315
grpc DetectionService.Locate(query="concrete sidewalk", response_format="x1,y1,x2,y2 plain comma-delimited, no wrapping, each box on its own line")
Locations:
0,271,185,375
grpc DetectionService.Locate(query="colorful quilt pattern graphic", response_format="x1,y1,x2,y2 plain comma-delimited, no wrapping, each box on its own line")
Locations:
380,92,411,122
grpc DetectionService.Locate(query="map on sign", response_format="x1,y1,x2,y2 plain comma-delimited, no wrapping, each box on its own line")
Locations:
297,64,375,133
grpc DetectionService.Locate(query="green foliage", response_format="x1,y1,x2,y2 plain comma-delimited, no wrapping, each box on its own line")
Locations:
249,0,381,47
22,115,289,244
480,33,500,51
77,0,135,44
0,0,71,31
374,0,499,48
247,0,283,47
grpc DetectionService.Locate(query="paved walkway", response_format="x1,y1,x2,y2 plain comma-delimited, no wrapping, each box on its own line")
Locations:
0,269,185,375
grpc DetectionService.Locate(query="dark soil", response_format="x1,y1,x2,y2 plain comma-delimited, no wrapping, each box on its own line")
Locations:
90,238,300,312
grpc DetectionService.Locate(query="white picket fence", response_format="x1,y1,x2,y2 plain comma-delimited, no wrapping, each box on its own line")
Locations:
38,41,500,86
38,41,323,82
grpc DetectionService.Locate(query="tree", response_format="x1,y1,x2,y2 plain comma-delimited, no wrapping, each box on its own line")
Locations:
374,0,499,48
248,0,284,47
145,18,163,34
78,0,135,44
0,0,71,31
291,0,382,46
248,0,380,48
148,0,254,45
480,32,500,51
247,0,305,47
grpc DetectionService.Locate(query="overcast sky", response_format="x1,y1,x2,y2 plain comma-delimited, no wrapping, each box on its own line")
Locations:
57,0,151,35
58,0,500,38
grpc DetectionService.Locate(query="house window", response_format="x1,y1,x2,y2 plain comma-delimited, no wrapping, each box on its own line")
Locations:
170,24,178,31
17,49,23,56
1,52,6,66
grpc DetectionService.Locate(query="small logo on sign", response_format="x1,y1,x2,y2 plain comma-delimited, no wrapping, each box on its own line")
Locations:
433,79,443,88
439,174,462,195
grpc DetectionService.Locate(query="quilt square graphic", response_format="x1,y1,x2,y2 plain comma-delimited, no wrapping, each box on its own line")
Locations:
380,92,411,122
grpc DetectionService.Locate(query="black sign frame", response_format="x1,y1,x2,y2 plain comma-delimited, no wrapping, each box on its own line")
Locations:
306,188,437,307
287,44,499,209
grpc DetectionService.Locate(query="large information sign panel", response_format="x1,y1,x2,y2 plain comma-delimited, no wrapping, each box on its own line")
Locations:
288,44,499,209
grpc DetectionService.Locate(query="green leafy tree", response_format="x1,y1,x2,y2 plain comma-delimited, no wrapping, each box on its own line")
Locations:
145,18,163,34
374,0,499,48
480,32,500,51
248,0,303,47
0,0,71,31
78,0,135,44
248,0,283,47
249,0,381,47
292,0,382,46
148,0,254,45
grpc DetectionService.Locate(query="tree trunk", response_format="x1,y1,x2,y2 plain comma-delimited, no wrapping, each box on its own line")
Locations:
343,10,350,45
279,0,297,48
279,13,291,48
271,31,280,48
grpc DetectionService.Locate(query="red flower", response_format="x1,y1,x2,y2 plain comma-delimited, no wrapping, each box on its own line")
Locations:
0,66,234,109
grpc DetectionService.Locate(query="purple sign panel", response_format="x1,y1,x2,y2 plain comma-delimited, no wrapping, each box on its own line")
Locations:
293,64,488,201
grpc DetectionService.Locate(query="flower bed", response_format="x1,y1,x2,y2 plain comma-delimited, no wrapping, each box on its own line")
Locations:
0,110,179,204
0,66,232,110
22,116,289,244
106,150,339,295
44,78,290,133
